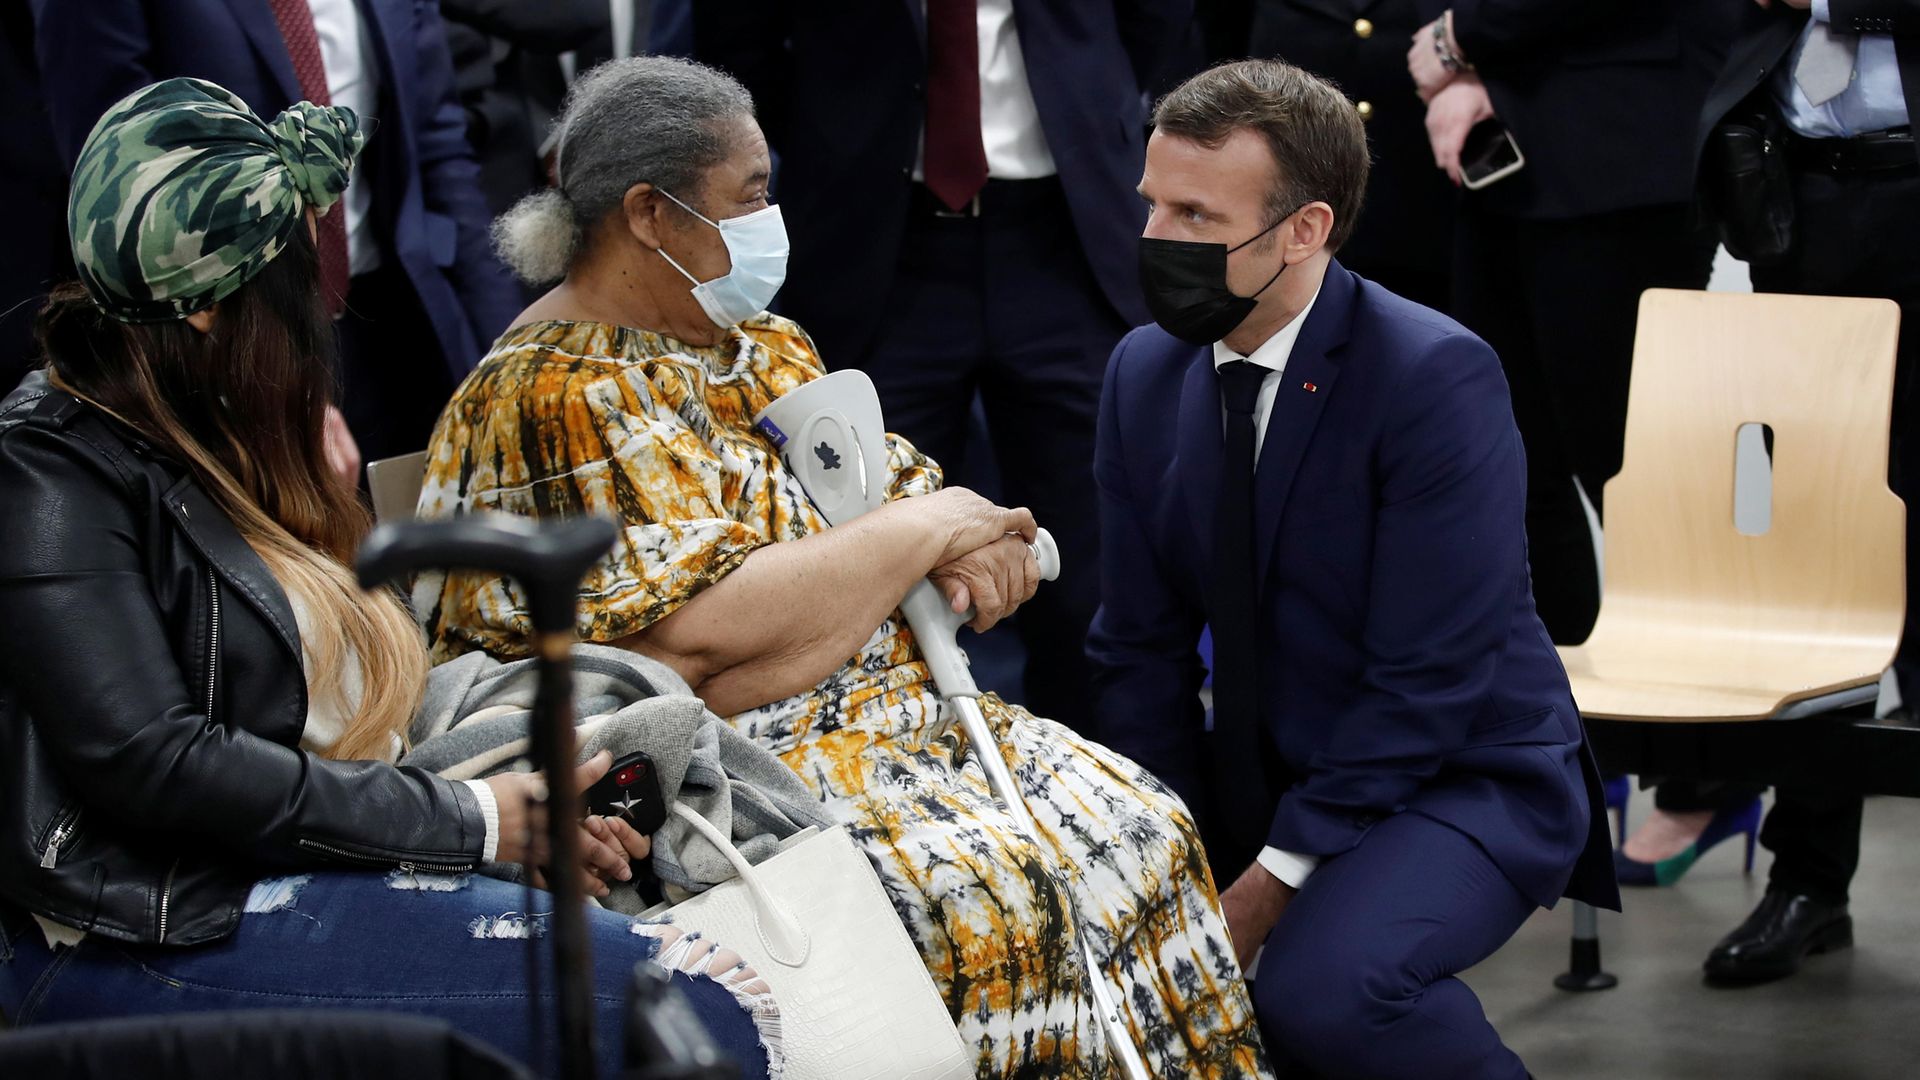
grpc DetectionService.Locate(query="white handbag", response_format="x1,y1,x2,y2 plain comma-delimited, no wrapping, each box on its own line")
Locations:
642,804,972,1080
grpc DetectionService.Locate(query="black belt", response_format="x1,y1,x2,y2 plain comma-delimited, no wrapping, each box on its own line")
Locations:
1785,126,1916,175
906,176,1064,219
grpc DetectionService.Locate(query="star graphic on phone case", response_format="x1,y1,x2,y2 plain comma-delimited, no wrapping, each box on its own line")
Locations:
610,793,643,820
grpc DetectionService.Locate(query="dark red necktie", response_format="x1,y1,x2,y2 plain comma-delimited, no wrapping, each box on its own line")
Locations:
923,0,988,212
266,0,352,317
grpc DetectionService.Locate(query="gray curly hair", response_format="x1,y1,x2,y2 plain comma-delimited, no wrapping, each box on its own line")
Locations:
492,56,757,285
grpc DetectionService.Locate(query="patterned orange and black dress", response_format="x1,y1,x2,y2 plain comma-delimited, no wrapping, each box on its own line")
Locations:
414,315,1271,1079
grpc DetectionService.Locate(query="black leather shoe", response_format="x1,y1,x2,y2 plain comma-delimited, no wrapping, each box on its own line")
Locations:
1704,889,1852,985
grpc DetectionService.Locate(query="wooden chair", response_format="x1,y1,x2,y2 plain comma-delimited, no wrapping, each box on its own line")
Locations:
1561,288,1905,722
1554,288,1915,989
366,450,429,524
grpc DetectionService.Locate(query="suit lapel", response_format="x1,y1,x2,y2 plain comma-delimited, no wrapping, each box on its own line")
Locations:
1253,264,1356,587
220,0,303,106
1175,347,1225,578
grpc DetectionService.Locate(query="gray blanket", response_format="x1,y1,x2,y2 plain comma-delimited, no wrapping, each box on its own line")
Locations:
404,644,832,909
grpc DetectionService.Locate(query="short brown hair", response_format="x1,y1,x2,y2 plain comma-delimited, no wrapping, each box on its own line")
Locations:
1152,60,1370,252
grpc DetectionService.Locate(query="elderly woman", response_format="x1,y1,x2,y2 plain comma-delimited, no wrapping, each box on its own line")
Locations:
415,58,1270,1078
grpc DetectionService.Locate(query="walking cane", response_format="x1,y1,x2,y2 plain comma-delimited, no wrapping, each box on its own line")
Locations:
755,371,1156,1080
359,515,728,1080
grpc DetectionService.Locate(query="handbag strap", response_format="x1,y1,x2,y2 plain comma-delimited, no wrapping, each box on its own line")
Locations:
669,802,812,966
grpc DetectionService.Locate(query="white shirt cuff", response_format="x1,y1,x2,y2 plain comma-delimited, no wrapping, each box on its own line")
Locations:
1256,846,1319,889
1812,0,1831,22
464,779,500,863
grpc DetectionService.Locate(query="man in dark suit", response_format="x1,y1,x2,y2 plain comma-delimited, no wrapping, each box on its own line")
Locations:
1409,0,1730,645
36,0,523,462
694,1,1189,736
1672,0,1920,987
1090,60,1615,1077
1248,0,1455,311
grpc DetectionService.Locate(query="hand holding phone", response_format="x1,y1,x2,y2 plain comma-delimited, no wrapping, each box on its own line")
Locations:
584,751,667,835
1460,118,1526,190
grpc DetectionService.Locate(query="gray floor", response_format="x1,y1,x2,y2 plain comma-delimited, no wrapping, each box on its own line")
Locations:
1465,790,1920,1079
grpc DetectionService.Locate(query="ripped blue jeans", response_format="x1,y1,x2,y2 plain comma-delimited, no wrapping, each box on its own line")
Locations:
0,871,771,1079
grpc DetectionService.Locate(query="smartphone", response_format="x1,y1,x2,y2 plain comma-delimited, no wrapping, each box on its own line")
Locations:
584,750,667,835
1461,119,1525,190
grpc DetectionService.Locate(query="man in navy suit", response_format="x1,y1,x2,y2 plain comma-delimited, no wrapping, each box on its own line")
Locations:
35,0,522,462
1089,60,1617,1077
695,1,1190,736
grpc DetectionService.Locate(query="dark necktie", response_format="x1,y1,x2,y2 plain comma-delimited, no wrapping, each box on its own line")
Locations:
1209,360,1275,862
266,0,352,317
923,0,988,212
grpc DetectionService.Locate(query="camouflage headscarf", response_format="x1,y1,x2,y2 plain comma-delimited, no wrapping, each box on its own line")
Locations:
67,78,367,324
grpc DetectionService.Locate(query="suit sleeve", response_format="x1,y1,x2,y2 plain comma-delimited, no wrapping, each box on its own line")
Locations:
1827,0,1920,34
409,0,521,358
0,432,485,869
1086,332,1210,806
1267,333,1530,857
691,2,794,153
1114,0,1198,91
33,0,158,168
1433,0,1612,63
437,0,607,53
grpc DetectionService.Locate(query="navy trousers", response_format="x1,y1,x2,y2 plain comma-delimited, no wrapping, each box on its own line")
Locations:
851,177,1127,737
1254,811,1536,1079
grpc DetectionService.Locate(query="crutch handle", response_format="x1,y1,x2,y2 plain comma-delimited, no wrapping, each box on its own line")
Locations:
357,514,618,634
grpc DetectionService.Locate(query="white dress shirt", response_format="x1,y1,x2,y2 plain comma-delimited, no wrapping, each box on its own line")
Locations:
308,0,382,275
1210,285,1323,890
913,0,1057,183
1774,0,1909,139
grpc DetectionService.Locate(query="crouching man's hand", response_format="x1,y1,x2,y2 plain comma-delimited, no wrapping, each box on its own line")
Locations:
1222,862,1296,971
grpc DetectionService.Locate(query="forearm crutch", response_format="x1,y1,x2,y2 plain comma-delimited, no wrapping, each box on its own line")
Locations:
756,371,1155,1080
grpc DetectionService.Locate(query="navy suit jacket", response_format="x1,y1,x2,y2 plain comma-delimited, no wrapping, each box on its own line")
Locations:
1089,263,1617,910
35,0,520,380
694,0,1186,364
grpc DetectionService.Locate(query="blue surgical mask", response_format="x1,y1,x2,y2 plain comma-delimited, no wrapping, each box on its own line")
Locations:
655,189,789,329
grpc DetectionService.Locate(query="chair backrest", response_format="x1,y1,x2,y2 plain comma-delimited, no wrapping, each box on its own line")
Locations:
1599,288,1904,651
366,450,429,524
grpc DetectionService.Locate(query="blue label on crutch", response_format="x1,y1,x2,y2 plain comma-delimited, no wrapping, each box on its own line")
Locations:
755,416,788,447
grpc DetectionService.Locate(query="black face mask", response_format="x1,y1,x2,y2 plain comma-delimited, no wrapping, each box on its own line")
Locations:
1138,212,1294,346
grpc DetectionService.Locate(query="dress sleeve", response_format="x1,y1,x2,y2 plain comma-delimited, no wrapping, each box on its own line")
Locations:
884,431,944,501
418,357,772,658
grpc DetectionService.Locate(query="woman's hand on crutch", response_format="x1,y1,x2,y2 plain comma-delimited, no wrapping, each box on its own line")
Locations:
485,750,646,898
907,487,1037,565
929,534,1042,632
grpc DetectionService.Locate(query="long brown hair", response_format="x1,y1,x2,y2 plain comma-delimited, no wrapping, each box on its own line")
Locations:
35,228,426,761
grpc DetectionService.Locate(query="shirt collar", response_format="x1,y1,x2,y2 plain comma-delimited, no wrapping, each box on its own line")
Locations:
1211,285,1324,374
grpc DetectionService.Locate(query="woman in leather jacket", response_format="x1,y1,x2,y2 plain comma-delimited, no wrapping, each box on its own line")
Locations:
0,79,773,1077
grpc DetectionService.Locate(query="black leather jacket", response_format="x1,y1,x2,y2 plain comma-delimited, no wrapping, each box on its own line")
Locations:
0,372,486,946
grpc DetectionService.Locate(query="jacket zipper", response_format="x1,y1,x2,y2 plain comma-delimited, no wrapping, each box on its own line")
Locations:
158,859,179,943
204,568,220,723
38,804,83,870
296,838,476,873
157,572,220,942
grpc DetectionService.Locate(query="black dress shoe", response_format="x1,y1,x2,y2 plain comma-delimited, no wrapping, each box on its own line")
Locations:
1704,889,1852,985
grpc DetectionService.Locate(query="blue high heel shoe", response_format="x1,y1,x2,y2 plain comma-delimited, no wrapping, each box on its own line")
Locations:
1614,797,1762,887
1603,775,1631,838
